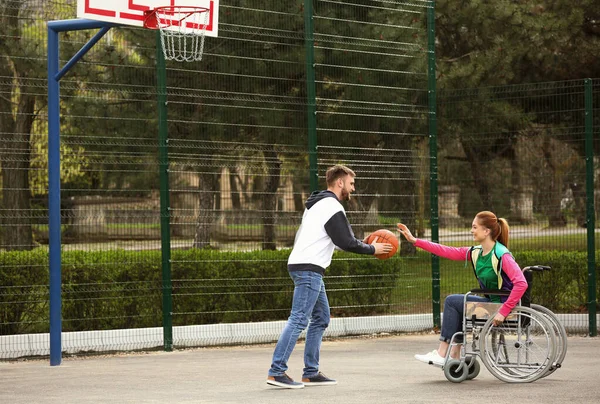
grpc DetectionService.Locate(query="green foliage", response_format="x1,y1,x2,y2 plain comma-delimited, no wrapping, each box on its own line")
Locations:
60,250,163,332
0,249,49,334
514,250,599,313
327,252,403,317
434,249,600,313
0,248,401,334
1,247,597,335
436,0,600,86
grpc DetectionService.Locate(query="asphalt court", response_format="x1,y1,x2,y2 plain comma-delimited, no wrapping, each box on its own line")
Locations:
1,334,599,403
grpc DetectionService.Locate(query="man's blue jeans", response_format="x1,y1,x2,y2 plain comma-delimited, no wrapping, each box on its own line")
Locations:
268,270,330,378
440,294,490,343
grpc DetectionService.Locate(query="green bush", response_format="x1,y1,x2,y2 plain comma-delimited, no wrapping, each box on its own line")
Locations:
1,248,597,334
437,250,600,313
1,248,401,333
0,249,49,334
513,250,599,313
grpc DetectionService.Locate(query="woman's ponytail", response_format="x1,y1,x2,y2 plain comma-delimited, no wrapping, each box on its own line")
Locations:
497,217,510,247
475,211,510,247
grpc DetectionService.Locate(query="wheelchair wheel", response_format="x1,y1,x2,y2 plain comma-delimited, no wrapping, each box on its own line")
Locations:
480,306,557,383
465,356,481,380
531,304,567,376
443,359,469,383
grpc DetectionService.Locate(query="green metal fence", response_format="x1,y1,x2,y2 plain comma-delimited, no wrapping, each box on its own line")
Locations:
1,0,435,358
437,80,599,335
0,0,598,360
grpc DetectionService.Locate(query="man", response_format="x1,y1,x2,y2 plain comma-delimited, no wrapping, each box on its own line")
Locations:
266,165,392,389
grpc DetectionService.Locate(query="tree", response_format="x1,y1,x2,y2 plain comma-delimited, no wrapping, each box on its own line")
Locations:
312,0,429,249
435,0,600,218
0,1,42,250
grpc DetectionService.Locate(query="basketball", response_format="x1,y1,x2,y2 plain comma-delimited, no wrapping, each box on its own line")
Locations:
365,229,399,260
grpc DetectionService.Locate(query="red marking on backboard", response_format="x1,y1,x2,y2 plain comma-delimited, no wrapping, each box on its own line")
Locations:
85,0,116,17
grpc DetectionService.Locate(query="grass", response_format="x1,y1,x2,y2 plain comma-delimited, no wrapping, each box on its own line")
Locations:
388,252,475,314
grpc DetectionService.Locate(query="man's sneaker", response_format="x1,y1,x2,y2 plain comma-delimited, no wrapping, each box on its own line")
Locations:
267,373,304,389
301,372,337,386
414,350,446,366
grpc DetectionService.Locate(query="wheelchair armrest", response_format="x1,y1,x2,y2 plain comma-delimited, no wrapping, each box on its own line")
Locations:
522,265,551,272
469,288,511,296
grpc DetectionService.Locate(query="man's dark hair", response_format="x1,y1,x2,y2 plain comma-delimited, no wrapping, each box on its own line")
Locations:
326,165,355,187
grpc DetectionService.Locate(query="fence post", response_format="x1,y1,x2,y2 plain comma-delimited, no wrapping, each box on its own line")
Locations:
157,32,173,350
427,1,440,328
584,78,597,337
304,0,318,192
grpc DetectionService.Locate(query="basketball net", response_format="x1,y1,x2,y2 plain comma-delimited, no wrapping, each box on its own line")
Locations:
144,6,209,62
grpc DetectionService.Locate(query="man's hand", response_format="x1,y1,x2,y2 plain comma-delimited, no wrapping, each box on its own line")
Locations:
396,223,417,243
368,236,393,255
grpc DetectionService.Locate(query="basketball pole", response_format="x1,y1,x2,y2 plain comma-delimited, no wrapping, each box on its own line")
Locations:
47,19,116,366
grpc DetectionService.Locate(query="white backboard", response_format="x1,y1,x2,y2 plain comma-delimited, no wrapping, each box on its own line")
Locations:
77,0,219,37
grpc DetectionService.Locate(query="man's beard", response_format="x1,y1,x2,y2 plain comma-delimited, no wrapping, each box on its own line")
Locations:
340,188,351,201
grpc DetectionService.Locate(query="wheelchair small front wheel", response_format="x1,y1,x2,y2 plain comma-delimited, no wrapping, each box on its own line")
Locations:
444,359,469,383
465,356,481,380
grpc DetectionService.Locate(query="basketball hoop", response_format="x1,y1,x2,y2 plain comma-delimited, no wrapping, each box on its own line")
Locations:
144,6,210,62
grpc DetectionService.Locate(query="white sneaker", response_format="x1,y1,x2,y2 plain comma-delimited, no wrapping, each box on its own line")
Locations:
414,350,446,366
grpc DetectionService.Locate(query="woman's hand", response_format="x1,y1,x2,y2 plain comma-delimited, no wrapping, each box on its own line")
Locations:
492,313,506,327
396,223,416,244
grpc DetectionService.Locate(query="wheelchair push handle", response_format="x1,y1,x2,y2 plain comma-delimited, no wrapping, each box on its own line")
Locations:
522,265,551,273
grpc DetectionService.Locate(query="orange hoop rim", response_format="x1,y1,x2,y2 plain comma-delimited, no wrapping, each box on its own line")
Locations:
143,6,210,30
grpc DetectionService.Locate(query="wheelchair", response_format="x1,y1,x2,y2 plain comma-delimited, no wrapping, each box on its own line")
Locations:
439,265,567,383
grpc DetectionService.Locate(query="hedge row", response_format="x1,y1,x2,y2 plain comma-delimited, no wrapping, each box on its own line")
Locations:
513,250,600,313
0,249,402,334
1,248,597,335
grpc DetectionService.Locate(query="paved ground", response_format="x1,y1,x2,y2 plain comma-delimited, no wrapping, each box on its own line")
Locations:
1,334,599,404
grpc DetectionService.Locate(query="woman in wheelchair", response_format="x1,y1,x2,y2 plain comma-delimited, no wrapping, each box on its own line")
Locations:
397,211,528,367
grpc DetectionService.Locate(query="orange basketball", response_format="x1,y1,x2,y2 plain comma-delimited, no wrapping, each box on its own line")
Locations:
365,229,399,260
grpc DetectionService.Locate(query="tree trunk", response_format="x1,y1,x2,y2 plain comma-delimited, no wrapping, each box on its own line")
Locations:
541,137,567,227
0,78,35,250
508,145,530,224
193,172,217,249
262,147,281,250
0,3,35,251
292,179,304,212
461,141,494,211
569,181,586,228
229,166,241,210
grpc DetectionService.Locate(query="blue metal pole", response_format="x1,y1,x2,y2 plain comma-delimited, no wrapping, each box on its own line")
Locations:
56,26,112,81
46,18,114,366
47,18,116,33
47,24,61,367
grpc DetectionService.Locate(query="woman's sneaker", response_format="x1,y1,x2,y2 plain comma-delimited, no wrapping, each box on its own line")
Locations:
414,350,445,366
266,373,304,389
301,372,337,386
